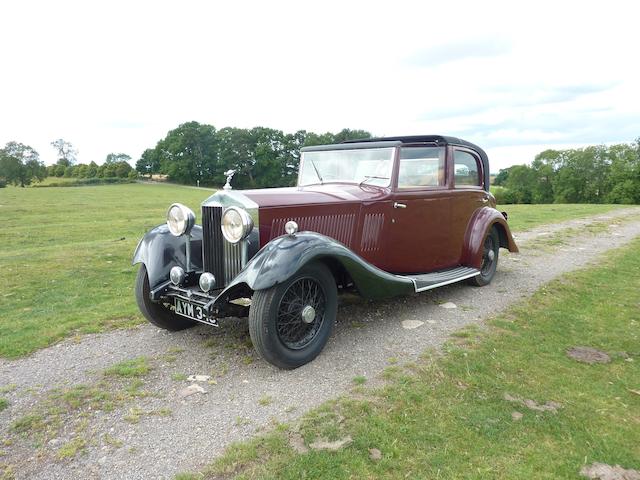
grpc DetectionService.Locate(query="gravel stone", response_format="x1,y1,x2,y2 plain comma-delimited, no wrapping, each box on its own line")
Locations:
178,384,206,398
439,302,457,309
401,320,424,329
567,347,611,364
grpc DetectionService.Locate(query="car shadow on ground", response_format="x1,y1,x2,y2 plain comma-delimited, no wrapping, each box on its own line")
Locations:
175,278,480,368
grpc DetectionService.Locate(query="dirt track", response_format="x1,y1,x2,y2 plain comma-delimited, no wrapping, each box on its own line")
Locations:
1,208,640,479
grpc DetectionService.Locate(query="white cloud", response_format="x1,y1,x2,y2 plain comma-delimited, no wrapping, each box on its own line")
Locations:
0,0,638,170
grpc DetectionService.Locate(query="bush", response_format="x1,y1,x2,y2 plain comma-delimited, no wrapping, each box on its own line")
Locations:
0,179,6,188
492,186,514,205
32,177,135,188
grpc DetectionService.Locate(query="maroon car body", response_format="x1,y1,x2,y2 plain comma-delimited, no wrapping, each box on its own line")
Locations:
133,135,518,368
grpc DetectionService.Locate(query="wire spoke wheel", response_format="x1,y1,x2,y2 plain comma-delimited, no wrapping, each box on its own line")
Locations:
249,263,337,369
276,277,326,349
480,234,496,276
468,227,499,287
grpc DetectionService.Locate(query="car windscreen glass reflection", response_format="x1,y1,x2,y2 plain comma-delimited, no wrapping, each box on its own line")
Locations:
298,147,395,187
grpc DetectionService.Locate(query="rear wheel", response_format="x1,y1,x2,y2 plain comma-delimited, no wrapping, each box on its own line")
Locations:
249,263,337,369
468,227,499,287
135,264,196,330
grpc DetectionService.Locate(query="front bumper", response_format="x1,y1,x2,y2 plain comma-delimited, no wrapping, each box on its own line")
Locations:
150,280,249,325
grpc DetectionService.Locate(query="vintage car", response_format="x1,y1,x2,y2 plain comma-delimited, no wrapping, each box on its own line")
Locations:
133,135,518,369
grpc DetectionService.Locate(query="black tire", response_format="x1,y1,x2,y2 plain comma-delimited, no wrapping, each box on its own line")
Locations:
135,264,196,331
468,227,500,287
248,263,337,369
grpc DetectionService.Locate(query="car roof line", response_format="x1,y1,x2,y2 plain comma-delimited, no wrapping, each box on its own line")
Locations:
300,141,401,152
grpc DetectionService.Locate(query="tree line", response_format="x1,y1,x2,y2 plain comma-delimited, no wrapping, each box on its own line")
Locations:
493,139,640,204
135,122,372,188
3,123,638,205
0,139,135,187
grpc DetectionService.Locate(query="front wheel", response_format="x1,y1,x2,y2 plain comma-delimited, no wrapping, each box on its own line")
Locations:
135,264,196,330
468,227,500,287
249,263,337,369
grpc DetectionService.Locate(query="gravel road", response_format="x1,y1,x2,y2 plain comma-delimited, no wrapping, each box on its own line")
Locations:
1,208,640,479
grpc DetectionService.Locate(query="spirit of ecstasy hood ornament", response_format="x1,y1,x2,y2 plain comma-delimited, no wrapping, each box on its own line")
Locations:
223,169,236,190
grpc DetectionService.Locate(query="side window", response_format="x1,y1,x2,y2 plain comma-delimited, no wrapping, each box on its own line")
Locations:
398,147,445,188
454,150,482,187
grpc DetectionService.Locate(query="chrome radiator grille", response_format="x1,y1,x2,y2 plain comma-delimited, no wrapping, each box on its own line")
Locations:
223,240,243,285
202,205,244,288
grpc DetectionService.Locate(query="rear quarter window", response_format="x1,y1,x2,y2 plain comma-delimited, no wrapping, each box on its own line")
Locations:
454,150,482,187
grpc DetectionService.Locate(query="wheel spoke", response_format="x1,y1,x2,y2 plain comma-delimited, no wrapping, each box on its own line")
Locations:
276,276,326,350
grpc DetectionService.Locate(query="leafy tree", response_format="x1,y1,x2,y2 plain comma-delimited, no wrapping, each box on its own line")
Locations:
75,164,89,178
158,121,218,184
105,153,131,164
50,139,77,166
493,168,509,186
87,161,98,178
606,140,640,204
136,149,161,177
54,164,66,177
552,146,610,203
216,127,256,187
530,153,557,203
503,165,537,203
0,142,46,187
139,122,369,187
114,161,132,178
332,128,372,143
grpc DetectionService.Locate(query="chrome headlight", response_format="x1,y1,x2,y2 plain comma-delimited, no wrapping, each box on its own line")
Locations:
170,266,185,285
166,203,196,237
221,206,253,244
199,272,216,292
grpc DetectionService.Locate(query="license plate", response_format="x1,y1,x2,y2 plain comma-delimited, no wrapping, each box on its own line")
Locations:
174,298,205,321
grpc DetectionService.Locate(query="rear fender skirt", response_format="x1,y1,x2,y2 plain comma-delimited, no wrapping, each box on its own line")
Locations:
460,207,519,269
214,231,414,303
132,224,203,288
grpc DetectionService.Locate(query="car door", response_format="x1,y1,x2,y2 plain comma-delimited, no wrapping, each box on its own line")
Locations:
449,147,490,263
381,146,457,274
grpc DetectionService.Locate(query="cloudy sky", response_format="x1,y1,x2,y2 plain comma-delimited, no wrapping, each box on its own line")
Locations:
1,0,639,171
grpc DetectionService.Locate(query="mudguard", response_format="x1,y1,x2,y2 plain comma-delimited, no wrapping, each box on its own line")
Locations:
460,207,519,269
217,232,415,301
132,225,203,288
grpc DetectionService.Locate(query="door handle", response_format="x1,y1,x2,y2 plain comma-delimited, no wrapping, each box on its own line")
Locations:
481,196,489,203
393,202,407,209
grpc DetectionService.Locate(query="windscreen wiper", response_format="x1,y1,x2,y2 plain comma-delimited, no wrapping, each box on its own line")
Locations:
359,175,389,187
310,159,323,184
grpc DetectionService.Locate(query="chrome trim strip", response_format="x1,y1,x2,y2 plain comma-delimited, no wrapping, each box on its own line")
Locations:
410,271,480,293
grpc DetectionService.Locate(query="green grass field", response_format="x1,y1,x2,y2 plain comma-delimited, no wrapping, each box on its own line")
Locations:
499,203,624,232
185,238,640,480
0,183,628,358
0,183,209,358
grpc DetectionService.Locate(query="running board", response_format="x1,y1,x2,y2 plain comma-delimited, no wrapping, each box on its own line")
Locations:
398,266,480,293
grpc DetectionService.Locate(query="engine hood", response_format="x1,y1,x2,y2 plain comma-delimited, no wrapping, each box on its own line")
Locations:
203,184,389,209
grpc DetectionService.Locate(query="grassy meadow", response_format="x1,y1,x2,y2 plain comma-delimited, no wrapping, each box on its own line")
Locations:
185,238,640,480
0,182,628,358
500,203,624,232
0,183,210,358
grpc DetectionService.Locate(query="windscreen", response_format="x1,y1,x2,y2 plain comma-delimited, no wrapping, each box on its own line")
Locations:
298,147,395,187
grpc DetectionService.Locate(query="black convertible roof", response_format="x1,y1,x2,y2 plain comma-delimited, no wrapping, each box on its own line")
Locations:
343,135,485,155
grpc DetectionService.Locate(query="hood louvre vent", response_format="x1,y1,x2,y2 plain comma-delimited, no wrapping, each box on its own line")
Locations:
271,214,356,247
